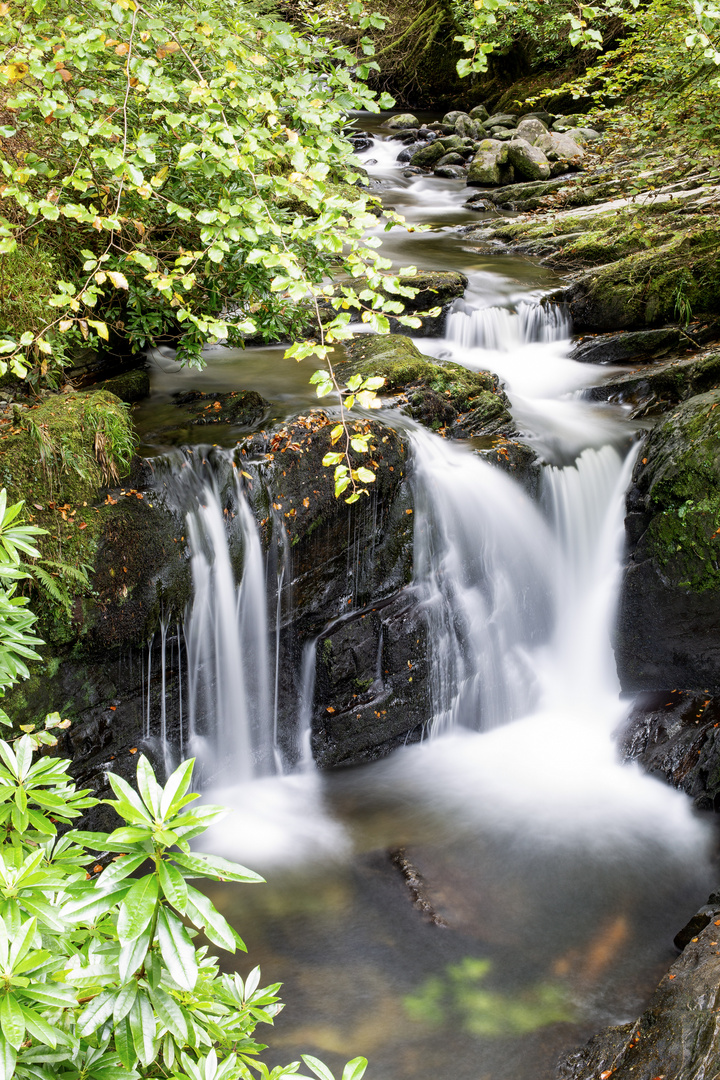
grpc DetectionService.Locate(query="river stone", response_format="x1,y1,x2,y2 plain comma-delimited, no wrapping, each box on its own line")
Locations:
616,389,720,693
535,131,585,164
409,140,447,167
435,165,466,179
388,129,420,143
397,140,428,162
385,113,419,129
467,139,508,185
519,110,553,125
515,117,548,142
455,116,485,139
442,110,470,128
436,152,465,166
577,126,601,141
469,104,489,121
485,112,518,128
487,127,514,141
506,138,551,181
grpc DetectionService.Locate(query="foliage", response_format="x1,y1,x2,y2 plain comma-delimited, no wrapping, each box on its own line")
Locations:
0,489,44,695
0,742,368,1080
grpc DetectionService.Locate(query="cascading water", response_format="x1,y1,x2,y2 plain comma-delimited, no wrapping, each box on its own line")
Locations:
140,121,716,1080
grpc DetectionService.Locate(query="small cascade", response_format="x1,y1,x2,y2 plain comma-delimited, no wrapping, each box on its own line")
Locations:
184,474,274,784
411,427,555,734
446,300,571,351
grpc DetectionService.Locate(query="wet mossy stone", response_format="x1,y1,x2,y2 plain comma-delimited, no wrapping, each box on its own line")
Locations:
469,104,489,122
170,389,268,427
343,334,511,436
384,113,419,129
409,140,448,167
506,139,551,181
617,389,720,692
96,367,150,403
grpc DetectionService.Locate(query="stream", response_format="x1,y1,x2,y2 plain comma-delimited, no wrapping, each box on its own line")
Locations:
136,116,716,1079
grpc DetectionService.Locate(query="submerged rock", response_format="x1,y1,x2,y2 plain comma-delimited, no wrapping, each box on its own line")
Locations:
617,389,720,692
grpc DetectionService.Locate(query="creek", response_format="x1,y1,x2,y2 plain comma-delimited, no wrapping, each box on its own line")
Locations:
135,117,716,1079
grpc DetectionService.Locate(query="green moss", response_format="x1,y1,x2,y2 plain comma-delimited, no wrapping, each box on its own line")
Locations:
0,389,136,636
0,244,65,341
347,335,497,409
96,368,150,403
640,390,720,591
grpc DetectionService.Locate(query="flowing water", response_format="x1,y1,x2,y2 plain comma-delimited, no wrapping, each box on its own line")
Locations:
138,117,716,1080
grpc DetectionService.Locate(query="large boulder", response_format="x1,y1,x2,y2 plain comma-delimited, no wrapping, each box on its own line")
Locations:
616,389,720,693
455,115,485,139
485,112,518,128
506,138,551,181
467,139,510,185
469,104,489,122
535,131,585,165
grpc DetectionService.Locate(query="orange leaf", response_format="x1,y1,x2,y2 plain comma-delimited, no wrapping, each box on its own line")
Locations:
129,747,137,754
115,42,129,56
58,68,72,82
326,706,335,714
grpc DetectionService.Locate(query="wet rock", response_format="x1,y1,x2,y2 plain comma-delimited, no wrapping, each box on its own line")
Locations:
384,113,420,129
469,104,489,122
397,140,429,163
557,894,720,1080
388,129,420,144
673,901,720,949
571,327,684,365
619,690,720,811
506,138,551,181
589,351,720,418
348,135,373,152
617,390,720,693
515,117,548,142
409,141,449,167
436,152,465,167
455,116,485,140
343,334,513,439
434,165,466,179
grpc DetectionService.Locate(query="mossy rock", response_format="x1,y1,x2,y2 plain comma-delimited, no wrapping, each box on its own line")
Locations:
0,389,189,648
96,367,150,403
617,389,720,692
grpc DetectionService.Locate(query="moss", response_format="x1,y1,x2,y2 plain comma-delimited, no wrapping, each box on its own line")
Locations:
346,334,497,408
0,243,65,341
0,389,136,636
637,390,720,591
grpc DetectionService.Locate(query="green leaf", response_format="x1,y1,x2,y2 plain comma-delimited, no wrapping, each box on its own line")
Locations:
128,992,156,1066
157,859,188,914
77,990,118,1037
0,995,25,1051
0,1031,16,1080
302,1056,335,1080
135,755,161,819
97,853,149,891
157,906,198,991
172,852,264,884
114,1015,135,1070
113,982,138,1024
118,925,152,983
342,1059,368,1080
117,874,159,944
185,884,241,952
148,985,188,1042
355,467,376,483
160,758,196,819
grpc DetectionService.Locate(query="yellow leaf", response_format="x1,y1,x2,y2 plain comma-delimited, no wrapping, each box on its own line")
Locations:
114,42,129,56
107,270,129,289
1,62,29,82
58,320,73,332
87,319,109,341
249,52,268,65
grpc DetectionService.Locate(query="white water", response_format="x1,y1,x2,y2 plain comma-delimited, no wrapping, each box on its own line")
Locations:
183,474,274,784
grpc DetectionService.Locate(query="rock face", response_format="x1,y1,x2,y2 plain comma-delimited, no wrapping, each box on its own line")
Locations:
620,690,720,810
557,890,720,1080
616,390,720,693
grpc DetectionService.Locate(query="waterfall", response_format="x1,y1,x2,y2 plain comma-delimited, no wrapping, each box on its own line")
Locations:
183,470,274,785
445,300,571,350
411,428,555,734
